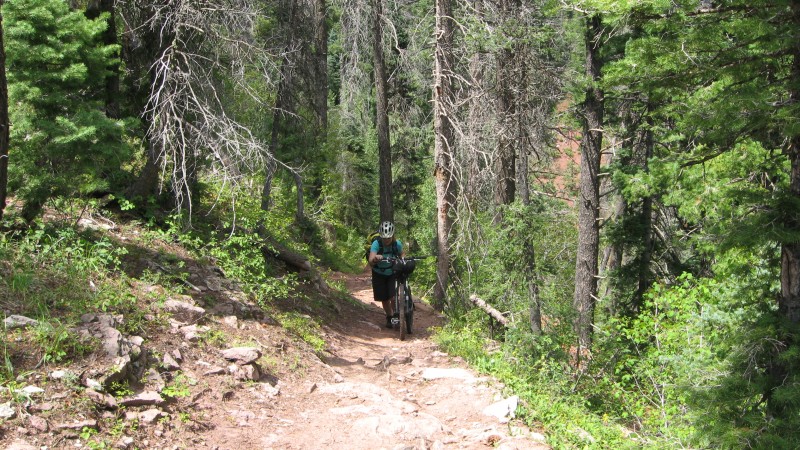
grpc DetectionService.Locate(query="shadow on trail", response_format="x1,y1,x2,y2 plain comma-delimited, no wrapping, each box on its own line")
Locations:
320,266,442,371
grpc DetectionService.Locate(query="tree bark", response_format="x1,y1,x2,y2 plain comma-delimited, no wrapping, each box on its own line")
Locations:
494,45,516,214
0,1,8,221
573,14,605,357
373,0,393,222
493,0,517,218
313,0,328,132
633,126,654,312
262,54,292,212
122,3,170,203
262,0,297,213
433,0,456,311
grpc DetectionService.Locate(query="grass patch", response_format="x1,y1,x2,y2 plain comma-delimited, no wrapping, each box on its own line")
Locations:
276,311,326,353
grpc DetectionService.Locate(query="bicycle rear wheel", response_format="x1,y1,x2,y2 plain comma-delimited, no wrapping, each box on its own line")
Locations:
398,283,407,340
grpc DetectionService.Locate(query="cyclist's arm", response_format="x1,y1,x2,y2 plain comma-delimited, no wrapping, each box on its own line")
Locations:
368,240,381,266
369,250,380,266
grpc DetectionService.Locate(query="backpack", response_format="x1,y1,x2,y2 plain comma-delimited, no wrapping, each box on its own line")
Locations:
364,231,399,262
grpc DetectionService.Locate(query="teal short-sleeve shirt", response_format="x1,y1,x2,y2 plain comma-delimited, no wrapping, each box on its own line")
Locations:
371,239,403,276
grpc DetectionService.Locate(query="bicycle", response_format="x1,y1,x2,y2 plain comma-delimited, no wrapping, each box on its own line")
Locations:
384,256,425,340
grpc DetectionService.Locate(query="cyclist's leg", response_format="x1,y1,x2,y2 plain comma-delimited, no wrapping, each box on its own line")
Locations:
389,274,398,317
373,273,394,327
381,299,393,316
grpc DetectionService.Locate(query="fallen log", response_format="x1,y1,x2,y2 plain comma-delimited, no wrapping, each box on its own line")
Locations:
468,295,509,327
262,239,312,272
258,230,329,294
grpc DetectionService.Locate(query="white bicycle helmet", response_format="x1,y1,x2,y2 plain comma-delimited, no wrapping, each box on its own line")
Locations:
379,221,395,238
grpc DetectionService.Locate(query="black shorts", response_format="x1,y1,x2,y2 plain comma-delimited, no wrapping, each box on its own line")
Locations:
371,272,396,302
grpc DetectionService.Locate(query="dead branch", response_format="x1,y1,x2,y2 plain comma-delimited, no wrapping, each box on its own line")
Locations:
468,295,509,327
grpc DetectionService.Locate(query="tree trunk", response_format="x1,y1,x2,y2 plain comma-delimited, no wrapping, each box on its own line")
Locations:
126,142,160,201
0,2,8,221
122,3,170,203
313,0,328,132
465,41,486,204
527,251,542,335
373,0,393,222
432,0,456,311
494,46,516,214
493,0,517,218
573,14,605,357
262,56,291,211
524,116,542,335
86,0,119,119
262,0,297,213
632,126,654,312
600,196,625,313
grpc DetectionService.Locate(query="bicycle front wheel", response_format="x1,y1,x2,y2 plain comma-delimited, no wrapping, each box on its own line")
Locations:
398,283,407,341
405,293,413,335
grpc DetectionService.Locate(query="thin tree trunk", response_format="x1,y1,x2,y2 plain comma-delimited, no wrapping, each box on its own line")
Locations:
86,0,119,119
433,0,456,310
373,0,392,222
600,195,625,313
0,1,8,221
527,252,542,335
262,56,291,211
262,0,297,213
770,2,800,416
493,0,517,218
525,112,543,335
313,0,328,132
123,4,170,202
573,14,604,358
632,126,654,312
465,43,485,204
494,45,516,212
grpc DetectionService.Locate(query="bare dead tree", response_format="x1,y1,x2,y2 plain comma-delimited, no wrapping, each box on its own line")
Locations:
443,0,567,328
433,0,457,310
573,13,605,357
118,0,293,217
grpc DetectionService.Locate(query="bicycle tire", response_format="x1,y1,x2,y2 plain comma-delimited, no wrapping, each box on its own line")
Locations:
398,283,407,340
406,299,413,335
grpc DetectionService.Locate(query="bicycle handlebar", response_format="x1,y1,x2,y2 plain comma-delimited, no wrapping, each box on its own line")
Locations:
381,256,430,262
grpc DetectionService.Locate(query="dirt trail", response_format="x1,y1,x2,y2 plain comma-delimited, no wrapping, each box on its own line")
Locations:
202,270,549,450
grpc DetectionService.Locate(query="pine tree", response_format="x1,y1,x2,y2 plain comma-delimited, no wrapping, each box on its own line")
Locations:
4,0,132,222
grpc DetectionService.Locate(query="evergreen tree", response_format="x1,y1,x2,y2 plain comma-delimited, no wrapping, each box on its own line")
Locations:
4,0,132,222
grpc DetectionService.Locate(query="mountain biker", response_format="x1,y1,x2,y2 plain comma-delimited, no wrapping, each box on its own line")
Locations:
368,221,405,328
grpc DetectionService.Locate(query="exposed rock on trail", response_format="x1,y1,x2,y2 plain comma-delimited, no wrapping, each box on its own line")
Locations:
1,259,548,449
201,271,549,450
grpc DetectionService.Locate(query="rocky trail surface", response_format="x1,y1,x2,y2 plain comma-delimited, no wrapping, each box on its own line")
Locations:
2,248,548,450
204,271,549,450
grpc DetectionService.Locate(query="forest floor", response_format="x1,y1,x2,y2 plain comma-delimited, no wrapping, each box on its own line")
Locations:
0,217,550,449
